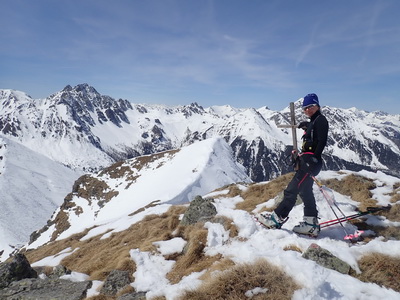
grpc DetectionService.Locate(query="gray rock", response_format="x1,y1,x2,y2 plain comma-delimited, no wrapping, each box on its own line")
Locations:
100,269,131,296
302,243,351,274
180,195,217,225
0,254,37,289
0,277,92,300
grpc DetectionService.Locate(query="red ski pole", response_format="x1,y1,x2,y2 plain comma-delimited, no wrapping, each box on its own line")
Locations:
311,176,363,241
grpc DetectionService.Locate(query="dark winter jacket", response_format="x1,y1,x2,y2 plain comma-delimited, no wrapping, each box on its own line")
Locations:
301,109,329,161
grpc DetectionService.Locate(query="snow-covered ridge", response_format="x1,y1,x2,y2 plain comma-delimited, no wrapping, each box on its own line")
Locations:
27,137,251,250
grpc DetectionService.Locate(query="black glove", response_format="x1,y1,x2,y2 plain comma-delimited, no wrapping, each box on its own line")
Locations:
298,121,310,130
299,153,318,173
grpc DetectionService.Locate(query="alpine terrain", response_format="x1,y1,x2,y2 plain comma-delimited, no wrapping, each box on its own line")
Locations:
3,141,400,299
0,84,399,299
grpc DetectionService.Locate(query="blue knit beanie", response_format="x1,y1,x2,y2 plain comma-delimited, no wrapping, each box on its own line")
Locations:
303,93,319,107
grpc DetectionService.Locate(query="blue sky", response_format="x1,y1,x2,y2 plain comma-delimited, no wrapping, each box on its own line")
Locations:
1,0,400,114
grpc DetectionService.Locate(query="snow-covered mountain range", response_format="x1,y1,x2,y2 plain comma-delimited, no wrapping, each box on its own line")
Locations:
1,84,399,181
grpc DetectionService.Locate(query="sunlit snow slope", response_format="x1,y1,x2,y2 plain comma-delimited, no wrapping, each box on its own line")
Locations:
0,136,81,260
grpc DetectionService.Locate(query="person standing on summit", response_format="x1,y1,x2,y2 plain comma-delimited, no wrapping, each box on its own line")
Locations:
257,93,329,236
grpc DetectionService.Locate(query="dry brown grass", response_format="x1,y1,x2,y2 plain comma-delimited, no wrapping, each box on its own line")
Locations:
166,219,237,284
197,258,236,282
210,216,239,238
25,204,236,290
384,203,400,222
322,174,377,211
25,229,91,264
212,183,245,199
72,175,119,205
25,205,186,281
166,223,208,283
236,173,294,212
98,149,180,180
178,259,300,300
351,253,400,292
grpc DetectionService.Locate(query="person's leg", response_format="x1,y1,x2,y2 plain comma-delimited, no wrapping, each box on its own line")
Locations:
298,175,318,217
256,173,299,229
293,173,320,236
275,170,306,218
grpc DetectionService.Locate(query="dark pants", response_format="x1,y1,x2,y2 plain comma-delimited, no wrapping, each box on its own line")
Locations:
275,162,322,219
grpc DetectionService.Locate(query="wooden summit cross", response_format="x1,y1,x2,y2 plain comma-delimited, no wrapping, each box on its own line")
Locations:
277,102,299,159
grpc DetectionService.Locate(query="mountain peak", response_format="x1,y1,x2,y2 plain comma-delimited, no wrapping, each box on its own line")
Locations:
60,83,100,98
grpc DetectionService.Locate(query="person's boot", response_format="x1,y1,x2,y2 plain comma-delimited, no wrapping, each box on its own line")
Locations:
293,216,320,237
256,211,285,229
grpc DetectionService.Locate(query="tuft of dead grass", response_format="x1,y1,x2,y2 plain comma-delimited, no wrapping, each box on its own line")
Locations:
237,173,294,212
283,244,303,253
198,258,236,282
351,253,400,292
178,259,300,300
322,174,377,211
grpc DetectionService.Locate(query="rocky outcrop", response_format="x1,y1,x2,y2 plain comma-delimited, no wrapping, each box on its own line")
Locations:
0,277,92,300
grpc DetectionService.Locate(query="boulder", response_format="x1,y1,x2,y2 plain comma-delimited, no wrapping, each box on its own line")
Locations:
180,195,217,225
302,243,351,274
0,253,37,289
